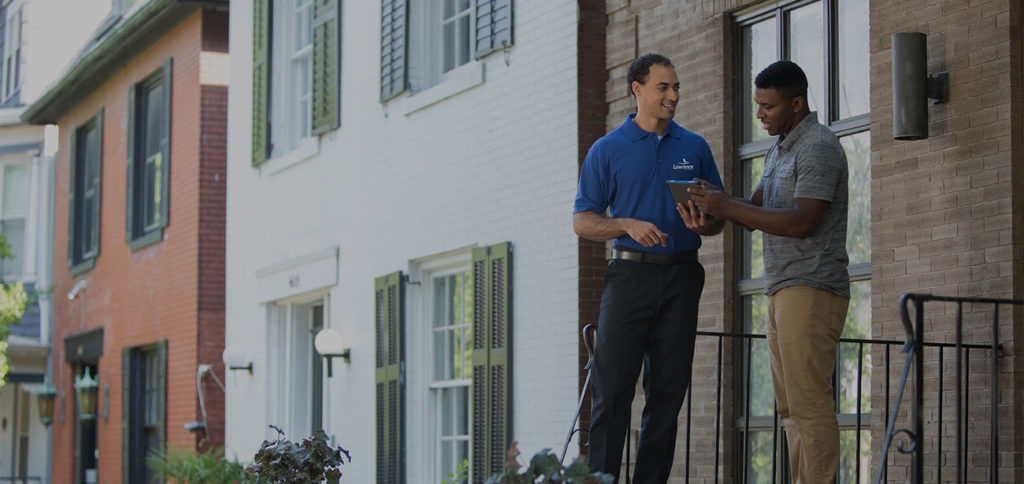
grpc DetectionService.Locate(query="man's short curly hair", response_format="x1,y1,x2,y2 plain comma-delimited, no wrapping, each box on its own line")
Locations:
754,60,808,101
627,53,674,96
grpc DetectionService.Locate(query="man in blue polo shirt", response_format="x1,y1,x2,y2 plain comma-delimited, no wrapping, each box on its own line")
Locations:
573,53,724,483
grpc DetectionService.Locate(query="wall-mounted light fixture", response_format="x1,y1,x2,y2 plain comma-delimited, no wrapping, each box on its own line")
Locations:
66,280,88,300
222,346,253,375
35,383,57,426
73,367,99,421
314,328,350,378
892,32,949,140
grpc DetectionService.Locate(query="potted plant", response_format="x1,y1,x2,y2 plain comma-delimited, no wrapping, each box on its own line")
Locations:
246,425,350,483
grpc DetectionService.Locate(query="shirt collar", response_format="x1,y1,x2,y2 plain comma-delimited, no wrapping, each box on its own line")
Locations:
622,113,683,142
778,111,819,152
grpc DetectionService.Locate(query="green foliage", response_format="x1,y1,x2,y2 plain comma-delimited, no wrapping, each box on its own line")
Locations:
247,425,350,483
484,442,613,484
442,459,469,484
145,446,249,484
0,232,28,388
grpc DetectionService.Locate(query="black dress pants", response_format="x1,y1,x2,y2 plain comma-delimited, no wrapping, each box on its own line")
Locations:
587,257,704,484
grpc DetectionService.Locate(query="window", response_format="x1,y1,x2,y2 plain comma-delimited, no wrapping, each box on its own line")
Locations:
266,298,326,439
69,111,103,275
734,0,870,482
0,162,29,279
251,0,340,166
2,3,22,104
379,0,512,101
126,60,171,250
378,242,511,484
122,342,166,484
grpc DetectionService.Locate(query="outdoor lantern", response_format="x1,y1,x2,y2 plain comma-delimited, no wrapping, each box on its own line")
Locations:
892,32,949,140
35,384,57,426
314,328,351,378
74,367,99,421
222,346,253,375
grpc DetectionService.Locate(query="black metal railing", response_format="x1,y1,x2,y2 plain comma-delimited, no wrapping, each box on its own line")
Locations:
567,293,1020,483
0,477,44,483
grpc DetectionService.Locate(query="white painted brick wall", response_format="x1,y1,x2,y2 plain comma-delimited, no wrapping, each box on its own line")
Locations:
226,1,584,480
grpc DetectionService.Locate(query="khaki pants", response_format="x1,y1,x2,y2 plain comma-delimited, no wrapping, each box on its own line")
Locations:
766,286,849,484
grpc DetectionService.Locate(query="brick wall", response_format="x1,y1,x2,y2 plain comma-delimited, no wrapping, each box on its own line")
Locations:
48,9,227,483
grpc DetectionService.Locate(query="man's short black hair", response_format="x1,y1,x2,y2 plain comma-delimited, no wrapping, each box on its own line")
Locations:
755,60,808,101
627,53,674,96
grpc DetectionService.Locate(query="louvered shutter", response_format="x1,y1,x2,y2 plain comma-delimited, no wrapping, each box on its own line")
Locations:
67,128,78,267
88,109,103,258
379,0,407,101
375,271,404,484
312,0,340,135
155,341,167,452
252,0,270,166
157,59,172,229
474,0,513,59
121,348,132,484
471,242,512,482
125,85,136,241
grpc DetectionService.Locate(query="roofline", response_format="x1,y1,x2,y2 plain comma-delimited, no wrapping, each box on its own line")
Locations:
21,0,228,125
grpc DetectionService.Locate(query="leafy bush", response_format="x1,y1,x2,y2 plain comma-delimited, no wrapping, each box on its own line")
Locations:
247,425,350,483
485,442,613,484
145,446,249,483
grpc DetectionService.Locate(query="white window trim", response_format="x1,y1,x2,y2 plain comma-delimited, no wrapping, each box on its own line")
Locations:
406,245,476,483
400,0,482,114
268,0,315,163
403,62,484,116
1,1,24,102
260,135,319,176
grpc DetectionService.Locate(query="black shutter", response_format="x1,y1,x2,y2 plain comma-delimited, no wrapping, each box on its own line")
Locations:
154,341,167,452
375,271,404,484
312,0,340,135
125,84,136,241
471,242,512,482
158,59,171,229
379,0,407,101
474,0,513,59
252,0,271,166
67,127,78,267
89,108,103,259
121,348,131,484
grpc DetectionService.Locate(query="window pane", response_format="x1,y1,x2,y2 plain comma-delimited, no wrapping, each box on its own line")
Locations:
145,84,162,159
458,15,471,67
741,157,765,280
741,18,777,143
741,295,773,417
443,22,455,72
2,163,29,217
837,281,871,413
787,2,824,115
742,430,776,484
841,132,871,265
838,0,870,118
0,220,24,278
838,429,871,484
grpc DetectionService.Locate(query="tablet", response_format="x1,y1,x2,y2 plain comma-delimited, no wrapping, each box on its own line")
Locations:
666,180,700,207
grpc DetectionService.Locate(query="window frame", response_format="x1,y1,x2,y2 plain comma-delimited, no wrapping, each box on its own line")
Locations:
69,110,104,276
1,2,23,103
0,160,31,281
126,60,172,251
265,293,328,440
732,0,871,481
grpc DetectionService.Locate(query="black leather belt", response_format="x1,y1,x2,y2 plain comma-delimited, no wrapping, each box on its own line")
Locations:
611,247,697,265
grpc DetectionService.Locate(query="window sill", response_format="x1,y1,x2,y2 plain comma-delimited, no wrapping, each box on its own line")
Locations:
403,63,485,116
260,137,320,175
129,229,164,252
69,258,96,277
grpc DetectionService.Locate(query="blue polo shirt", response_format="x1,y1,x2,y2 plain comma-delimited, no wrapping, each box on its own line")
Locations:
574,114,724,254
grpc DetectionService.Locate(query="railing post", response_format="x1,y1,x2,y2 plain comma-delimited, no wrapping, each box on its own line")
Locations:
911,298,924,484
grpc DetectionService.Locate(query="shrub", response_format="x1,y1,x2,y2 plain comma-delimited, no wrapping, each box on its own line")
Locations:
145,446,249,483
485,442,613,484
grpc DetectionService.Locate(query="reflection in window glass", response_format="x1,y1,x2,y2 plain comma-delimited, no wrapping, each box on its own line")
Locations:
431,270,473,482
741,18,777,143
838,0,870,118
743,429,777,484
788,3,824,114
841,132,871,265
838,429,872,484
742,157,765,280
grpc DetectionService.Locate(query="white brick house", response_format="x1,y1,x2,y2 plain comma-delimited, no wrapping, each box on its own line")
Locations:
224,1,585,481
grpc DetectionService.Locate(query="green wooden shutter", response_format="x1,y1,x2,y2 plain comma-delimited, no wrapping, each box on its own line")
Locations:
158,59,172,229
252,0,270,166
471,242,512,482
311,0,340,135
125,85,136,241
67,128,78,267
375,271,404,484
474,0,513,59
121,348,131,484
89,108,103,258
379,0,407,101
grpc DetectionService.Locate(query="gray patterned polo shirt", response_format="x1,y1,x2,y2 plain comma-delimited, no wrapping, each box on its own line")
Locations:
755,111,850,298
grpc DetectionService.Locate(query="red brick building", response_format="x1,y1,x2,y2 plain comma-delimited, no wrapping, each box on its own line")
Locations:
22,1,228,482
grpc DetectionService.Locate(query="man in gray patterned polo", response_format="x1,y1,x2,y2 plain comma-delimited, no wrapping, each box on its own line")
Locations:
680,60,849,483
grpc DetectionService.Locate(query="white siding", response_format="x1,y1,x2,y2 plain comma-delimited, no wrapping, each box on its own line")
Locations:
225,1,583,480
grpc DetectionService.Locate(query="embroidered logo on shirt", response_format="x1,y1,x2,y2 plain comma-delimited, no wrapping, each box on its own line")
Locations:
673,158,694,170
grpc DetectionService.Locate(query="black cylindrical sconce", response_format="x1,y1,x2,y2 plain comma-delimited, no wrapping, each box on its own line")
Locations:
892,32,949,140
